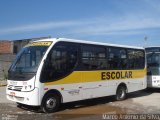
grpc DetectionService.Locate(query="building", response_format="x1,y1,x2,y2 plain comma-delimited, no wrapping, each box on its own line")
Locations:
0,37,50,54
0,40,13,54
0,39,31,54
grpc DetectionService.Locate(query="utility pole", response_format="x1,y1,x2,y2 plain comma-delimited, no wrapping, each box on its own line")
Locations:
144,36,148,47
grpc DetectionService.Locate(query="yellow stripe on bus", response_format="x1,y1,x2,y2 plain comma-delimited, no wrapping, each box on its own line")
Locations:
45,69,146,86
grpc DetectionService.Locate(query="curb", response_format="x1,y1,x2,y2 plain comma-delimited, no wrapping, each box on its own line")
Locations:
0,81,7,87
0,84,7,87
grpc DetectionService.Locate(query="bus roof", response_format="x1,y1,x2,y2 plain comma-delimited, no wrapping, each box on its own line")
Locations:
34,38,144,50
145,47,160,52
145,46,160,48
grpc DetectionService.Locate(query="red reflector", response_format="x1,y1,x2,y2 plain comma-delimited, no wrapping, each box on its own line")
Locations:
10,92,15,96
44,88,48,90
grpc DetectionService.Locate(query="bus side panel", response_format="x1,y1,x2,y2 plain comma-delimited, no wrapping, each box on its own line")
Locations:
43,72,84,103
44,83,84,102
43,69,146,103
126,78,146,93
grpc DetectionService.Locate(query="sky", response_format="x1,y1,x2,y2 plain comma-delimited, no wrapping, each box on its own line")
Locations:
0,0,160,47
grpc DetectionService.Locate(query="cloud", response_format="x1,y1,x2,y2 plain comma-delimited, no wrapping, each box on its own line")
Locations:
0,14,160,36
67,16,160,36
0,20,90,35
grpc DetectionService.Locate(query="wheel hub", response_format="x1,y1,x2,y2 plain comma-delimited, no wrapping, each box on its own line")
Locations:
119,89,125,98
46,98,56,109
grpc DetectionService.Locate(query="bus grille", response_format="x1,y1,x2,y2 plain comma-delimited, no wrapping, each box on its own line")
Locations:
8,85,23,91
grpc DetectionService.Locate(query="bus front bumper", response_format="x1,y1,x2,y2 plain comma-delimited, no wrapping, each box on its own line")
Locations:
6,88,40,106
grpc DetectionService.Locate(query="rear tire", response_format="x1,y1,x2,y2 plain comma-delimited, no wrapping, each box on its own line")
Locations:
116,86,127,101
41,93,60,113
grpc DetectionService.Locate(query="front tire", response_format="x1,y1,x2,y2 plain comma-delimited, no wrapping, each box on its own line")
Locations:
116,86,127,101
16,102,23,108
41,93,60,113
16,102,28,108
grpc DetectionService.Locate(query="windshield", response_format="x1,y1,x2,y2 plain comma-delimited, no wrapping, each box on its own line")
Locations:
8,41,52,80
147,53,160,67
147,53,160,75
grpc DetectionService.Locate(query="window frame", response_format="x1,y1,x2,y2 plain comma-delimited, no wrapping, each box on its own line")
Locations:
79,44,108,71
40,41,79,83
107,47,128,70
127,48,145,70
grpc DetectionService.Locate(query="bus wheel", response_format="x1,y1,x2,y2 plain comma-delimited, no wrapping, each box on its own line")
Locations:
41,93,60,113
116,86,127,101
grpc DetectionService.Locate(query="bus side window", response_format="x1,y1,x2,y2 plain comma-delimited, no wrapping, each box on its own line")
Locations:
119,49,127,69
81,45,107,70
40,42,78,82
127,50,145,69
108,48,127,70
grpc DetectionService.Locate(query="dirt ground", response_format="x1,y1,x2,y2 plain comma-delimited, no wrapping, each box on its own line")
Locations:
0,87,160,120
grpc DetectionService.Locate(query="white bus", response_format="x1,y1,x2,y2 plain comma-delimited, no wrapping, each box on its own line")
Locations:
6,38,146,113
146,47,160,88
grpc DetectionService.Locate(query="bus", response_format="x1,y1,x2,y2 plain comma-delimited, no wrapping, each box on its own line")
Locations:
6,38,146,113
146,47,160,88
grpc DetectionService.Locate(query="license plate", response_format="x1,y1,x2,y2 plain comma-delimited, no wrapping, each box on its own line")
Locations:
10,92,15,96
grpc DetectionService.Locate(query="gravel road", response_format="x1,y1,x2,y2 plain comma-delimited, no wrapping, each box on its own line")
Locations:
0,87,160,120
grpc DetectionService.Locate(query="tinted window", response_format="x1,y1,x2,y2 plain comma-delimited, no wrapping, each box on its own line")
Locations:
147,53,160,67
108,48,127,69
41,42,78,82
81,45,107,70
128,50,145,69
